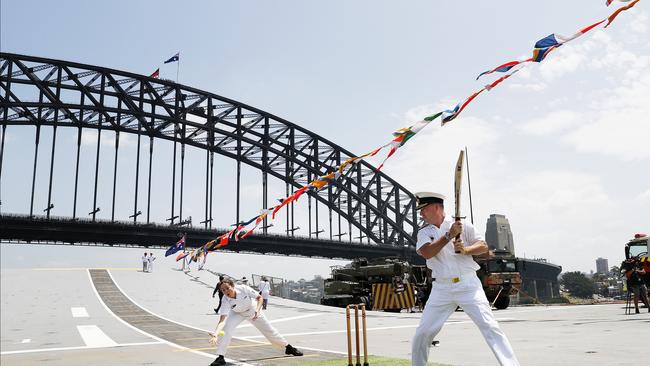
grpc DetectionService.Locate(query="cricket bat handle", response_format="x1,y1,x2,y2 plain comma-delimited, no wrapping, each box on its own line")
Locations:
454,218,462,253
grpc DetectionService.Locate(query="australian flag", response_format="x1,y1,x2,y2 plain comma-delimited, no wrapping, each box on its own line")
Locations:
164,52,180,64
165,235,185,257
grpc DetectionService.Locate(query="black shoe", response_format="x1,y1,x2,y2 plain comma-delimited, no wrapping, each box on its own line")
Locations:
432,340,440,346
285,344,303,356
210,355,226,366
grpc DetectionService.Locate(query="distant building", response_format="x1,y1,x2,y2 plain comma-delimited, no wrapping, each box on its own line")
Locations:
485,214,515,255
596,257,609,274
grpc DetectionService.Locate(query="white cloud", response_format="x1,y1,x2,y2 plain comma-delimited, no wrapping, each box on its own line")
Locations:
563,108,650,161
514,28,650,162
518,110,582,136
626,10,648,34
563,69,650,161
508,81,547,92
637,188,650,203
538,46,585,81
503,171,610,212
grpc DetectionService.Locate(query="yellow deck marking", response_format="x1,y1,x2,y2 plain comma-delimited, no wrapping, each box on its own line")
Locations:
174,342,272,352
245,354,319,361
174,337,210,341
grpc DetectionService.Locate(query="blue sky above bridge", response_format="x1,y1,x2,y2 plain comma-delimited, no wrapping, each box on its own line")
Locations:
1,0,649,274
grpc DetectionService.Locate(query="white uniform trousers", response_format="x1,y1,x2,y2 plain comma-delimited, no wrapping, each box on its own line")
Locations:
412,275,520,366
216,312,288,356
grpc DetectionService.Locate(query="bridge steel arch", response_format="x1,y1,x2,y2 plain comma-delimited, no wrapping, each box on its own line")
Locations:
0,52,420,247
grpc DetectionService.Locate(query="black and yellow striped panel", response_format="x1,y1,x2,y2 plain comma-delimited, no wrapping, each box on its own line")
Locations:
640,257,649,263
372,283,415,310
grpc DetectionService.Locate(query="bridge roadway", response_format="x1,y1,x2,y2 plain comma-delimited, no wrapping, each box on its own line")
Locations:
0,214,419,262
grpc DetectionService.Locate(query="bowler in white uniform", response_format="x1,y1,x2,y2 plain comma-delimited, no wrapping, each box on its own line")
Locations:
141,252,148,272
209,278,303,366
411,192,519,366
147,252,155,273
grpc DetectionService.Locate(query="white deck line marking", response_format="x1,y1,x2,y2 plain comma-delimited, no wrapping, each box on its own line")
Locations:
71,307,89,318
0,341,163,355
106,269,356,357
237,313,324,328
34,267,139,271
106,270,339,355
90,270,253,366
20,339,31,344
76,325,118,347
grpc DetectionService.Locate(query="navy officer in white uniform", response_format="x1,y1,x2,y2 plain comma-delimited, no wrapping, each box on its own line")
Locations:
411,192,519,366
209,278,303,366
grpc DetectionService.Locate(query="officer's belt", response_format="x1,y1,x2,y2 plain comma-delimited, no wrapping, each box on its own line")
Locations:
432,273,476,284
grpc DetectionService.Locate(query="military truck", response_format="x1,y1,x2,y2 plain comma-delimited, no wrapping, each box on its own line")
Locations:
625,233,649,261
320,257,429,311
624,233,649,287
475,250,522,310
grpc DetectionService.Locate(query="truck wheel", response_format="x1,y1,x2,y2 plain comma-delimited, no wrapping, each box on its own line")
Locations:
358,296,371,308
494,295,510,310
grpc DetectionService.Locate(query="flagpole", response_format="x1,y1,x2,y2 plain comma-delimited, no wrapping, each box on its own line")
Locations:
176,51,180,84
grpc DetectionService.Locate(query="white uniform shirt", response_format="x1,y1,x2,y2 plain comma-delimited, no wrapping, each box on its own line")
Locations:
416,216,481,278
259,281,270,299
218,284,260,317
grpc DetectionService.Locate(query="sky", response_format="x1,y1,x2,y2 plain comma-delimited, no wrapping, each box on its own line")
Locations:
1,0,648,275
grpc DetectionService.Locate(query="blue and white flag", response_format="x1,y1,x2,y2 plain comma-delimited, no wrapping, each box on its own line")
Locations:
164,52,180,64
165,235,185,257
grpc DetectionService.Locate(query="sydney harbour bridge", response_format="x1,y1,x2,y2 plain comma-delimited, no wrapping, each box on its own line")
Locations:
0,52,422,261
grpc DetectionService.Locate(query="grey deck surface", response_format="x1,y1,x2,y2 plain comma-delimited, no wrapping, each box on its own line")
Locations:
89,269,341,365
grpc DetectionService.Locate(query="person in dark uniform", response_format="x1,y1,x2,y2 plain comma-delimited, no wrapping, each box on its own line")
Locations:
622,259,650,314
212,275,225,314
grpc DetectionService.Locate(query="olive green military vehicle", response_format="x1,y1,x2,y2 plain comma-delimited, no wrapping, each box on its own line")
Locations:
320,257,429,311
476,251,522,310
322,252,521,311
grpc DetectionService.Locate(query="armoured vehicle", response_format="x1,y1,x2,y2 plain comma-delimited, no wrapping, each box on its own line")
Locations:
322,251,522,311
476,250,522,309
320,257,429,311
